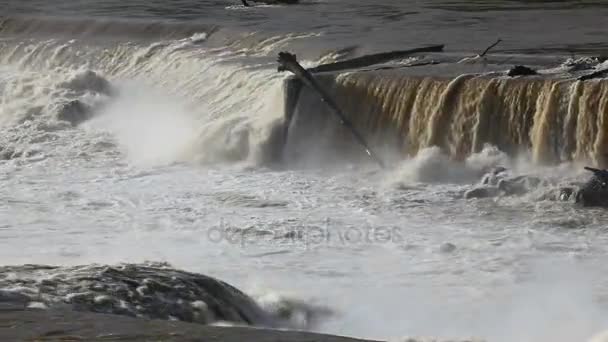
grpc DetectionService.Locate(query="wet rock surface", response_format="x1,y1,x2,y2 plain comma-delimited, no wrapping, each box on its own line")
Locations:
506,65,537,77
464,186,500,199
0,263,272,327
466,166,608,208
0,307,373,342
0,266,476,342
575,173,608,207
466,167,546,199
57,100,94,126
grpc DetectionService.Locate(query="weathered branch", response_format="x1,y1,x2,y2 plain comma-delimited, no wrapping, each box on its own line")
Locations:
479,38,502,57
308,45,444,74
370,60,441,71
579,68,608,81
241,0,299,5
277,52,385,168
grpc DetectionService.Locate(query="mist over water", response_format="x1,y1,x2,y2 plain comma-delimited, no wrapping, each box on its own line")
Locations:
2,1,608,341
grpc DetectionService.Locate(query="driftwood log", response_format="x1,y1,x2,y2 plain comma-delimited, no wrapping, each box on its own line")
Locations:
579,68,608,81
278,52,386,168
241,0,299,6
308,45,444,73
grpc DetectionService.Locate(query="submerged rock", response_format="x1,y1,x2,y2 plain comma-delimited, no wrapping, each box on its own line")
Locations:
469,166,608,208
56,100,93,126
0,263,272,327
465,186,500,199
0,307,370,342
439,242,457,253
468,168,544,199
575,173,608,207
507,65,537,77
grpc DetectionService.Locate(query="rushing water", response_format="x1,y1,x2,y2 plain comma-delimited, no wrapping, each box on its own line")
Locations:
2,1,608,341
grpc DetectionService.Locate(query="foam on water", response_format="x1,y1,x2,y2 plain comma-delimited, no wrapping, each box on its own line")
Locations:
2,10,608,342
86,84,201,167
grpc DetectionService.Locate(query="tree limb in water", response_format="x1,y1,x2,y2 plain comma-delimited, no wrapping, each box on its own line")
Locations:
369,60,441,71
479,38,502,57
241,0,299,5
458,38,502,64
277,52,386,168
308,45,444,73
578,68,608,81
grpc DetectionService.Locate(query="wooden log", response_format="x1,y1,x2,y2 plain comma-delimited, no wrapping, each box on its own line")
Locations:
277,52,386,168
579,68,608,81
308,45,444,74
241,0,299,6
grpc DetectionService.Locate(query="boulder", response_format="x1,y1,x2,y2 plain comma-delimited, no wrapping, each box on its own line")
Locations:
507,65,537,77
575,175,608,207
57,100,93,126
0,263,273,327
465,186,500,199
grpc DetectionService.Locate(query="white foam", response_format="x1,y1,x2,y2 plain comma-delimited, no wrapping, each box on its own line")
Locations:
388,145,509,184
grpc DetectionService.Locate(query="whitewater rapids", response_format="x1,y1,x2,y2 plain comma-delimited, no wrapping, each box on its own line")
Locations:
1,9,608,342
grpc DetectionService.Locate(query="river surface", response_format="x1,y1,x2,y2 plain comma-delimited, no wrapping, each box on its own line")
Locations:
1,1,608,341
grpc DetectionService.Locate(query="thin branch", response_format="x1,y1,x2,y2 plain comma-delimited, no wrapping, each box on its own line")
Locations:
479,38,502,57
579,68,608,81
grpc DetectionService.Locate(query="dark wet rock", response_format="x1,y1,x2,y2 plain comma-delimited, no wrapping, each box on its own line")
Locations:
507,65,537,77
468,166,608,206
465,186,500,199
579,68,608,81
575,174,608,207
56,100,93,126
0,263,273,327
0,307,372,342
470,169,545,199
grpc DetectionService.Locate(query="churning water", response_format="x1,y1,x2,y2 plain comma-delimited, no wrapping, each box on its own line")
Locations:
2,1,608,341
